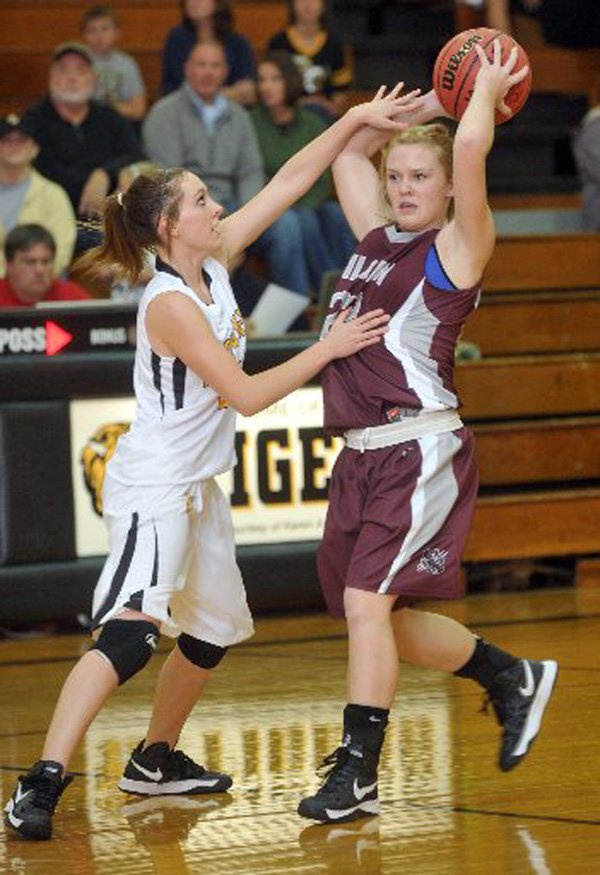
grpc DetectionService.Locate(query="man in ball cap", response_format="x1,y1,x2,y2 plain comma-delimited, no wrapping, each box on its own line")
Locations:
0,113,76,276
20,40,142,241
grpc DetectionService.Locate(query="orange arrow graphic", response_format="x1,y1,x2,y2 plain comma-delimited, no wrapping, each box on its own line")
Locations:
45,320,73,356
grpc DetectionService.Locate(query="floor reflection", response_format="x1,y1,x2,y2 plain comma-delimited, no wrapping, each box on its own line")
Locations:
299,817,381,873
1,594,600,873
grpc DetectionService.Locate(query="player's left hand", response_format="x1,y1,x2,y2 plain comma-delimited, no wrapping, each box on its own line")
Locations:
351,83,424,131
474,41,530,118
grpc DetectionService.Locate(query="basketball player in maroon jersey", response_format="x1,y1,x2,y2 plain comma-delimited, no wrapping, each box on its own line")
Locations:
299,43,558,824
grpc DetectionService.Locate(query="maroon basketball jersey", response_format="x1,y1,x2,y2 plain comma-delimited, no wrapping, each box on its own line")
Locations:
321,226,481,431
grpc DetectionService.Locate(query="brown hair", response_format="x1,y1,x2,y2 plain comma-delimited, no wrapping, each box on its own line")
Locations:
379,123,454,217
181,0,233,41
75,167,186,285
259,52,304,107
5,224,56,261
287,0,329,30
80,4,118,30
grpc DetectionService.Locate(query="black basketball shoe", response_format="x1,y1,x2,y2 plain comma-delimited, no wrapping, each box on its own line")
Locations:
118,741,233,795
4,760,73,840
298,744,380,824
485,658,558,771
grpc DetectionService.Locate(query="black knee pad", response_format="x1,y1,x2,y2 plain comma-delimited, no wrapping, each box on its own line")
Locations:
91,619,159,685
177,633,228,669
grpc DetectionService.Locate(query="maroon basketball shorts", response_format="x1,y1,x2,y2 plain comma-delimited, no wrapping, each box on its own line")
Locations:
317,427,478,618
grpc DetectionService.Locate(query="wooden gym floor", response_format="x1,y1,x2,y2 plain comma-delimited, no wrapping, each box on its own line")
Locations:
1,587,599,874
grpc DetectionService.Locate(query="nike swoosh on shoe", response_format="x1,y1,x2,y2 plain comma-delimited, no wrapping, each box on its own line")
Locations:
519,661,535,697
353,779,377,801
131,761,163,782
5,798,25,828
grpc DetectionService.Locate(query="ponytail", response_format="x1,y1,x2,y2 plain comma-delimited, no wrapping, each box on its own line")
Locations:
74,168,186,286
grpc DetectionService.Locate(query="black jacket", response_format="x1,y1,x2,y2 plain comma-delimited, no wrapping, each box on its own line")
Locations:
22,97,143,210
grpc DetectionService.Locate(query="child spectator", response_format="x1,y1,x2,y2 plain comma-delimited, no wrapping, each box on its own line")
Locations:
0,225,90,307
81,5,148,122
162,0,256,105
0,114,76,277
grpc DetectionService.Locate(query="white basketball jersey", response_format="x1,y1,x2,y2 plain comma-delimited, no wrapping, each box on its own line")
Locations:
107,256,246,486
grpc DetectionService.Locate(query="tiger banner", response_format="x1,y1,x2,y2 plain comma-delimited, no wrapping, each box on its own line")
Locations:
70,388,344,557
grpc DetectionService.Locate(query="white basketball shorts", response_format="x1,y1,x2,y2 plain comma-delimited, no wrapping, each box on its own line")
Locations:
91,476,254,647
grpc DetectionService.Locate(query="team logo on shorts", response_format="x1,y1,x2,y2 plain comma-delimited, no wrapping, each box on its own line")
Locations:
416,547,449,576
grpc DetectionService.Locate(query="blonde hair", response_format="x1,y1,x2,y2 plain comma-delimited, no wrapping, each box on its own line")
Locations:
378,123,454,220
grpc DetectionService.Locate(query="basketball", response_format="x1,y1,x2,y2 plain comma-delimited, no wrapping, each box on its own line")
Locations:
433,28,532,125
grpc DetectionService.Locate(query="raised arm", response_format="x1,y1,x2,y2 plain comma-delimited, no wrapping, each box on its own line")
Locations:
219,85,420,261
332,88,444,240
146,294,389,417
436,42,530,287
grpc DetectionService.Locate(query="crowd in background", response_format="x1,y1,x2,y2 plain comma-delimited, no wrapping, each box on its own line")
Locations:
0,0,598,320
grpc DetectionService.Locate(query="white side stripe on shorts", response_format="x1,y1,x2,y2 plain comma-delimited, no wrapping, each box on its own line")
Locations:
377,431,461,593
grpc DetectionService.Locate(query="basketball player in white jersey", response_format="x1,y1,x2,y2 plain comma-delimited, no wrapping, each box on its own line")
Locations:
4,86,422,841
298,43,558,823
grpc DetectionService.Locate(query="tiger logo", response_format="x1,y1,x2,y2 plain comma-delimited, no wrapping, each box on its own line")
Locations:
81,422,131,516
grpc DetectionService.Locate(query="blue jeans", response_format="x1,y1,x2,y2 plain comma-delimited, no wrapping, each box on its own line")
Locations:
225,199,354,298
316,200,356,271
248,210,312,298
293,202,356,292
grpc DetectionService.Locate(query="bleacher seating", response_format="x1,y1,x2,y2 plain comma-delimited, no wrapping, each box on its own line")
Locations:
1,1,598,112
0,0,287,115
483,233,600,291
458,233,600,583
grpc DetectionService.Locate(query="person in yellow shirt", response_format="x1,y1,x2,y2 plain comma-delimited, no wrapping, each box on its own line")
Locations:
0,114,76,277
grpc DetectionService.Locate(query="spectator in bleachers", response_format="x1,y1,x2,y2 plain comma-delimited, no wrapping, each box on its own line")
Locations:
162,0,256,105
250,52,355,292
573,102,600,231
0,114,76,278
0,224,90,308
464,0,600,47
21,41,143,242
267,0,353,123
80,4,148,123
144,40,314,303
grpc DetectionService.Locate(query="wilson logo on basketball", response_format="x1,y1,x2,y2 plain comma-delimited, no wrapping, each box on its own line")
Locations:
440,34,483,90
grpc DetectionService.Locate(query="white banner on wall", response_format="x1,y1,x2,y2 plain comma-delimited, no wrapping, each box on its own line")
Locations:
70,388,344,558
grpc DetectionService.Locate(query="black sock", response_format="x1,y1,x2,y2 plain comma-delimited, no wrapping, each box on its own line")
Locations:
454,637,519,690
343,703,389,754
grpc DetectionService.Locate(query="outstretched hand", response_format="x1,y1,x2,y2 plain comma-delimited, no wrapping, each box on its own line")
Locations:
474,41,530,118
322,307,390,360
351,83,424,132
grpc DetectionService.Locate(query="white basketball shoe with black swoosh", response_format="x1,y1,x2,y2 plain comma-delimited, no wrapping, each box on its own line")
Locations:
486,658,559,771
118,741,233,795
4,760,73,840
298,743,380,824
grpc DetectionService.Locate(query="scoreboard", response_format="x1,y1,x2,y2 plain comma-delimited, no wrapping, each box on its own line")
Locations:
0,302,138,356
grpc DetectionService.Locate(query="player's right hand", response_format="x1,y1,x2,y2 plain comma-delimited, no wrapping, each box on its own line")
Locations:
323,307,390,360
